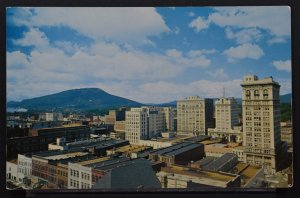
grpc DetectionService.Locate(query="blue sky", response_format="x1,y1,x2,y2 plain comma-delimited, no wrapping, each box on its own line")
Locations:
7,7,291,103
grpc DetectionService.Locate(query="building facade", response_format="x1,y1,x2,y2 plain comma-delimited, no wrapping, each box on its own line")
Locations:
125,108,148,144
177,96,214,135
17,154,32,185
208,98,243,142
125,107,165,144
162,107,176,132
68,162,92,189
241,75,282,174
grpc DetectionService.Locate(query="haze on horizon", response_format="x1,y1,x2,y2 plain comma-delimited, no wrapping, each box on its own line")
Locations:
7,7,291,103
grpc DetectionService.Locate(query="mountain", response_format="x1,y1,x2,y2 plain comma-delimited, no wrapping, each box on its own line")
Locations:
280,93,292,103
7,88,142,111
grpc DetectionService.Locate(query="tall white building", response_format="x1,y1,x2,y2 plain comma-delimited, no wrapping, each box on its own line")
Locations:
241,75,285,174
177,96,214,135
208,97,243,142
125,107,167,144
125,108,148,144
145,107,164,138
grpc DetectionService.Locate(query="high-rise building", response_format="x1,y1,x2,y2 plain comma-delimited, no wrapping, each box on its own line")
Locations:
125,107,166,144
208,97,242,142
125,108,148,144
241,75,284,174
177,96,214,135
162,107,176,132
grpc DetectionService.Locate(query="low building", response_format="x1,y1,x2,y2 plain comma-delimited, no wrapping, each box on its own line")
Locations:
7,125,91,160
157,166,241,188
17,154,32,186
202,153,238,173
68,157,130,189
232,146,246,162
204,143,233,157
109,131,125,140
235,163,265,188
138,133,194,149
93,158,161,189
6,160,19,183
31,150,89,187
106,145,152,159
189,157,217,170
114,121,125,132
149,142,205,165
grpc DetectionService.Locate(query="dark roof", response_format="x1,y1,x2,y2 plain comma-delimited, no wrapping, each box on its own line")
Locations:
93,158,161,189
203,153,238,172
195,156,216,166
31,149,78,157
49,154,98,165
163,143,203,156
88,157,130,169
184,135,211,143
68,139,128,149
150,142,192,155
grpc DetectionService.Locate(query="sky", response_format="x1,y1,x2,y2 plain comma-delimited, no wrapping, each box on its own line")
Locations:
7,7,291,103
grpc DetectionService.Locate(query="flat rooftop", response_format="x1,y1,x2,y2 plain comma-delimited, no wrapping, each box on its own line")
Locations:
50,154,98,165
201,139,223,145
203,153,237,171
164,143,203,156
86,157,130,169
36,125,89,131
107,145,151,154
150,142,192,155
160,166,238,182
236,163,263,185
32,149,78,157
151,134,193,143
78,156,110,166
184,135,211,143
205,143,228,148
43,152,88,160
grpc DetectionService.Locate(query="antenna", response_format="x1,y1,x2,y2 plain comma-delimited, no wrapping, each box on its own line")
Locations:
222,87,225,98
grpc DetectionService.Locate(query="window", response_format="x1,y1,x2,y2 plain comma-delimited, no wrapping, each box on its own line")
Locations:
246,90,251,99
263,89,269,99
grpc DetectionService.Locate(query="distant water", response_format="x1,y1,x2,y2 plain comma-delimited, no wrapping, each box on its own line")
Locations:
7,108,28,113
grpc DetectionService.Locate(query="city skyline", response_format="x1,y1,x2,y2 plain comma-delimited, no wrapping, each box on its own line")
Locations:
7,7,291,103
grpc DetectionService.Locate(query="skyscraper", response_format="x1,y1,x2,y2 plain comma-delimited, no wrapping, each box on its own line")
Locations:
241,75,283,174
208,97,242,142
177,96,214,136
125,107,165,144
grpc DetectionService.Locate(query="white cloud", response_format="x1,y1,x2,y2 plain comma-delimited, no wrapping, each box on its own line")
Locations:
210,7,290,37
225,27,262,44
10,7,170,46
12,28,49,49
95,79,243,103
223,43,264,62
188,49,217,57
277,78,292,95
189,16,210,32
272,60,291,72
206,69,229,79
135,79,242,103
189,6,290,43
174,26,180,35
188,12,196,17
7,37,213,101
268,37,287,44
166,49,182,58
